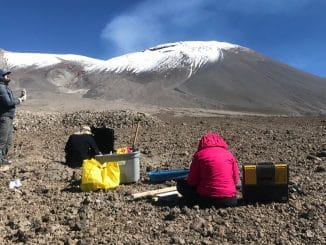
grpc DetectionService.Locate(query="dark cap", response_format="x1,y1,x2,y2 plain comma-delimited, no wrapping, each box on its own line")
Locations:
0,69,11,77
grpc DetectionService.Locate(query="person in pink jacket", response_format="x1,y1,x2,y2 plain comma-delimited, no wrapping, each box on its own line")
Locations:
177,132,240,207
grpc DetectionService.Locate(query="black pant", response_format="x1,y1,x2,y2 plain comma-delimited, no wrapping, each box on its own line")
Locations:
176,179,237,208
0,117,13,163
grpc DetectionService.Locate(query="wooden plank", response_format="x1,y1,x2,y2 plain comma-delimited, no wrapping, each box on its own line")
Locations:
155,190,181,197
152,191,181,202
132,186,177,199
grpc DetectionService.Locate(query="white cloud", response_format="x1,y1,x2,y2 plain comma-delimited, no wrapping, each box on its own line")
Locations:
101,15,162,54
101,0,216,56
100,0,312,57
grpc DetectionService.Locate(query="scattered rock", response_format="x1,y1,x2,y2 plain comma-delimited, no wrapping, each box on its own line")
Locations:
314,165,325,172
307,154,322,161
306,230,314,238
164,208,180,221
0,111,324,244
171,236,186,244
190,217,207,231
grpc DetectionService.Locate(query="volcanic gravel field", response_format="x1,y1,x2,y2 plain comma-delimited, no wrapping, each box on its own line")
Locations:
0,109,325,244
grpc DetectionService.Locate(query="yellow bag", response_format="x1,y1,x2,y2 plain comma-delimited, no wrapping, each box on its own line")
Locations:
81,158,120,192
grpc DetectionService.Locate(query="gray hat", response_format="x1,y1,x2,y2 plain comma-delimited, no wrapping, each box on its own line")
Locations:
0,69,11,77
74,125,92,135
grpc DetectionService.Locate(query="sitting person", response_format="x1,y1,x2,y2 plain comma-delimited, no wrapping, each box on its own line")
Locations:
177,132,240,208
64,126,100,168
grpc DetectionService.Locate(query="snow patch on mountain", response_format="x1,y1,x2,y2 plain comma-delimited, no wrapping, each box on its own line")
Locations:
3,52,102,69
100,41,240,76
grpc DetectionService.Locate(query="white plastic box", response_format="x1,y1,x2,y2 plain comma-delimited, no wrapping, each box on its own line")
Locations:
95,151,140,184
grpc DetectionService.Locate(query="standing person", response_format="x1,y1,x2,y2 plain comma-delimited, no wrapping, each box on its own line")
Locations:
177,132,240,208
0,69,26,170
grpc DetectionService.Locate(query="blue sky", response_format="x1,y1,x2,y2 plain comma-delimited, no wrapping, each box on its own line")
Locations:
1,0,325,77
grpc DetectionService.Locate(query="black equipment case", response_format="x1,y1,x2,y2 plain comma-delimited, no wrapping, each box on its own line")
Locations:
242,162,289,202
91,127,115,154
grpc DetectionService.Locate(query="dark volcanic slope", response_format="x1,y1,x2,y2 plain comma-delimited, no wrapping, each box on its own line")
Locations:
178,49,326,115
2,46,326,115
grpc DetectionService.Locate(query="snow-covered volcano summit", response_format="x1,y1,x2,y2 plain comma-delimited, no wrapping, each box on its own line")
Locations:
102,41,242,75
1,41,326,115
2,41,242,76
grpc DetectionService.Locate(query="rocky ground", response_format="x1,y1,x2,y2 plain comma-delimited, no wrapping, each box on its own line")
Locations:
0,108,325,244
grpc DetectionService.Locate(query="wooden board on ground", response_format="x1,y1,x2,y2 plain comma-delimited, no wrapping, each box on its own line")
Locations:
132,186,177,199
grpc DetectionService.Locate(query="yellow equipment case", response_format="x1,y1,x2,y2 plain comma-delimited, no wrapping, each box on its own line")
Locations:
242,162,289,202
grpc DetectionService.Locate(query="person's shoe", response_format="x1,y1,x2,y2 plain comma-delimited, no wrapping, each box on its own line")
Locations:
1,159,11,165
0,164,10,172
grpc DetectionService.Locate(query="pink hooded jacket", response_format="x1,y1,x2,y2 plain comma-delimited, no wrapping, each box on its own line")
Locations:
187,133,240,198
